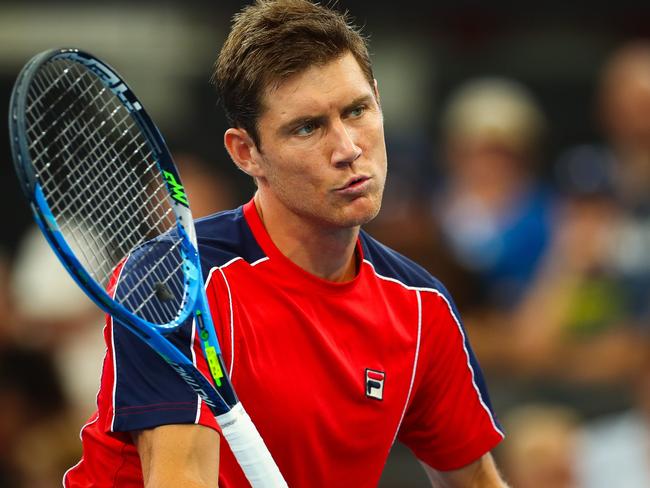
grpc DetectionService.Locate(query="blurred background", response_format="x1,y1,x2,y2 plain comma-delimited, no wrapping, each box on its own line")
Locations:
1,1,650,486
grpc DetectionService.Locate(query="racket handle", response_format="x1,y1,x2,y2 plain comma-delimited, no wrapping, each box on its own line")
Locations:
217,402,288,487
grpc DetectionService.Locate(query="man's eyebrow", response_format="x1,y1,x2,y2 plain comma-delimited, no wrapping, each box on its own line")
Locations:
342,94,375,113
278,114,327,135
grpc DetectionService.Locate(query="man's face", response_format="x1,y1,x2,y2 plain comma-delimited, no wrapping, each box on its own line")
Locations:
251,51,387,229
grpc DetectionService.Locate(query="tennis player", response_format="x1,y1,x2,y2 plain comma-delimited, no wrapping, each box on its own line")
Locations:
64,1,507,486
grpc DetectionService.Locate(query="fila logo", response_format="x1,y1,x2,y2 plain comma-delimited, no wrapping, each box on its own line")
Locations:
365,368,385,401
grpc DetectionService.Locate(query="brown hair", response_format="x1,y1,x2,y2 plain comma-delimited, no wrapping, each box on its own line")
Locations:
212,0,373,148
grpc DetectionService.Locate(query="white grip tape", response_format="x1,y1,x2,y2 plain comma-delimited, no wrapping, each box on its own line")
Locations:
217,402,288,487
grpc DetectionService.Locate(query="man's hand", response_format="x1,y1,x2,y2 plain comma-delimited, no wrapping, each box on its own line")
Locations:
422,453,509,488
133,424,220,488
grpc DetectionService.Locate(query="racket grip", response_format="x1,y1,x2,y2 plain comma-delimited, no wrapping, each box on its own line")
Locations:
217,402,288,487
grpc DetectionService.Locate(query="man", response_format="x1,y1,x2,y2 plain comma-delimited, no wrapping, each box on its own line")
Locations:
64,1,506,486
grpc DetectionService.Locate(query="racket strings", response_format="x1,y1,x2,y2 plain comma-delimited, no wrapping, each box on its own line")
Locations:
27,82,111,162
34,103,131,187
123,240,185,316
53,123,185,322
32,70,151,277
25,69,96,145
28,65,122,277
24,57,189,325
25,65,86,117
54,140,152,244
30,64,134,186
44,111,143,255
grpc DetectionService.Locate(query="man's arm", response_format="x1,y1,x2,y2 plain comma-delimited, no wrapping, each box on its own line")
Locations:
133,424,220,488
422,453,509,488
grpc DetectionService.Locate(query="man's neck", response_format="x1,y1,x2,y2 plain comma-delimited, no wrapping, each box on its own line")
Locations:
253,192,359,283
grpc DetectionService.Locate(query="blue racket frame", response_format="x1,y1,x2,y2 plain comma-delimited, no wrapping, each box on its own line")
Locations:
9,48,236,415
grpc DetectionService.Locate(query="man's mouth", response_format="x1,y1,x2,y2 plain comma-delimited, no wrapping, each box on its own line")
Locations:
335,175,371,194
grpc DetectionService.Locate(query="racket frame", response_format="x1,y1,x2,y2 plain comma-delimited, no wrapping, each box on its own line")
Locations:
8,48,230,413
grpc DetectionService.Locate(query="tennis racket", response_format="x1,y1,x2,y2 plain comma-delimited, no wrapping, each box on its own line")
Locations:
8,48,287,487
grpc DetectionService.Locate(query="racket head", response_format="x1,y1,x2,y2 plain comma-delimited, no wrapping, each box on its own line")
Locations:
8,48,201,333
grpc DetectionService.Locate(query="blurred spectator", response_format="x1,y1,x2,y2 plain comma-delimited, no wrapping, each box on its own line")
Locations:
434,77,554,311
10,225,104,418
500,404,580,488
0,345,74,487
598,41,650,215
576,352,650,488
420,77,559,377
597,41,650,324
371,77,554,316
504,42,650,400
0,245,76,486
510,148,647,388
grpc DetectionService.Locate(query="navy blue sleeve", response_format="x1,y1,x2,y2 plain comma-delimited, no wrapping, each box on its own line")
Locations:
109,240,201,432
111,316,200,431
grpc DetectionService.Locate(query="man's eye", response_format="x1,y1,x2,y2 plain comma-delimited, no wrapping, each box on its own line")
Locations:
349,106,365,117
295,123,317,136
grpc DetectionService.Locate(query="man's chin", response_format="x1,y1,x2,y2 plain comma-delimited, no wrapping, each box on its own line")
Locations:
338,201,382,228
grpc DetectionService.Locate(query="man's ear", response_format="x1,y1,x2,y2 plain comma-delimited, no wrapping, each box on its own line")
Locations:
373,79,381,107
224,128,264,178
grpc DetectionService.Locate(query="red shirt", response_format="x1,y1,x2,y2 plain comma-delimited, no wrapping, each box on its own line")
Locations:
64,199,503,487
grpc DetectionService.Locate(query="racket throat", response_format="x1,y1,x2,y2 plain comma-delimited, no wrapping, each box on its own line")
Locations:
195,310,233,396
205,344,224,386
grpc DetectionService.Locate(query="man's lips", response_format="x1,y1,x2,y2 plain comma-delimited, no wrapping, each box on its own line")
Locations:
335,175,371,191
333,175,372,195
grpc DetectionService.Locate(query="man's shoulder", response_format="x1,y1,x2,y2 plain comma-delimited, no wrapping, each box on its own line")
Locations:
194,206,266,271
359,230,447,294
